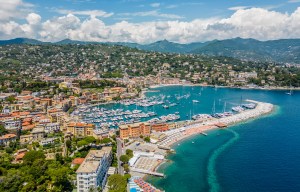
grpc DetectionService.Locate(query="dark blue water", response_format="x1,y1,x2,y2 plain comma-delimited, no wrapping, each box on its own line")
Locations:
145,86,300,192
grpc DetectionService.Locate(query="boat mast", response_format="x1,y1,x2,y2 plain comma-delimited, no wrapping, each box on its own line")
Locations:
223,102,226,113
212,100,216,114
240,95,243,105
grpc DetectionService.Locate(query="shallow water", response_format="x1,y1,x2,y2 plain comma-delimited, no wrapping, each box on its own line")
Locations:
144,86,300,192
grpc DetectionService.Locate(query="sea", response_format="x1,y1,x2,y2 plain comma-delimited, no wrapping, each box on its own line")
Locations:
144,86,300,192
100,85,300,192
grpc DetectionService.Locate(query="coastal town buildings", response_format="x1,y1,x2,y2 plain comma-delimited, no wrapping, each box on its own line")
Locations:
66,122,95,137
76,147,112,192
0,133,17,146
19,127,45,144
119,122,151,139
151,123,169,132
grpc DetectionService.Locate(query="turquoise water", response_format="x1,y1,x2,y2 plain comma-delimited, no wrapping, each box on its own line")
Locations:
143,86,300,192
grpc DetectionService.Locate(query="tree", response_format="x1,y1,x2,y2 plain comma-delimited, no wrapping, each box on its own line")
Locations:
47,166,72,191
66,139,72,149
5,96,16,104
119,155,129,164
100,138,112,144
0,124,8,136
125,149,133,158
0,169,24,192
144,136,150,143
23,150,45,165
123,164,129,173
107,174,127,192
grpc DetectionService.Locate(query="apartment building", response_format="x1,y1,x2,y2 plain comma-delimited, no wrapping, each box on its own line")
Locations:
119,122,151,139
66,122,95,137
76,147,112,192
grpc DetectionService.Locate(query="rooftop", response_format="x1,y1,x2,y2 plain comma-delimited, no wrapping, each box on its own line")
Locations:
119,122,150,130
72,158,85,165
0,133,17,140
76,147,112,173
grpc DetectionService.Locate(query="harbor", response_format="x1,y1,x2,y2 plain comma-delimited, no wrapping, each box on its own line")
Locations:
70,85,275,186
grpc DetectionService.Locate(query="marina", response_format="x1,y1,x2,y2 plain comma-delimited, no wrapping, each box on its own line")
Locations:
71,86,263,133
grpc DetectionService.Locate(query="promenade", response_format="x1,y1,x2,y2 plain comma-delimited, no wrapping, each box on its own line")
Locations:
158,100,274,147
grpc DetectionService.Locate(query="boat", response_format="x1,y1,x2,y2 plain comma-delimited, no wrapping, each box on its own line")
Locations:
286,89,293,95
192,100,199,103
162,105,169,109
286,83,293,95
242,103,256,109
232,106,244,112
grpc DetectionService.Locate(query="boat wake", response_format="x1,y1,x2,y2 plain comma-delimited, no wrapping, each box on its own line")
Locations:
207,129,240,192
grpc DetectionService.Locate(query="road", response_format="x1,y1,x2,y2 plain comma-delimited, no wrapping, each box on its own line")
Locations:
116,138,124,175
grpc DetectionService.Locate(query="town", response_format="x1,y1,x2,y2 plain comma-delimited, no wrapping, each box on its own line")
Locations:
0,43,297,192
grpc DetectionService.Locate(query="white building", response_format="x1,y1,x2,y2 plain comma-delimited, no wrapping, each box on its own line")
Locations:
3,119,22,131
44,123,60,133
76,147,112,192
39,137,58,146
0,134,17,146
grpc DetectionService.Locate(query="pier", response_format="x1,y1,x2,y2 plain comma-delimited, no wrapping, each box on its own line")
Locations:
131,168,165,177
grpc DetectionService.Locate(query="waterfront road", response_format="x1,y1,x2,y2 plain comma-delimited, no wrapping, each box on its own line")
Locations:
116,138,124,175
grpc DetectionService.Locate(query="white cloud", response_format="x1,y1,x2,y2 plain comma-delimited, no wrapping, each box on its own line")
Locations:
55,9,114,17
288,0,300,3
166,5,178,9
2,7,300,44
26,13,41,25
150,3,160,8
120,10,183,19
0,0,34,21
39,14,81,41
228,6,251,11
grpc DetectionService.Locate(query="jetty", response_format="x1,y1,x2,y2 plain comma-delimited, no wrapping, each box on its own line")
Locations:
131,168,165,177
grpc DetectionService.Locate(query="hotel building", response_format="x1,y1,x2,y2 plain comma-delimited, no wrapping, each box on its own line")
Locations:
76,147,112,192
119,122,151,139
66,122,95,137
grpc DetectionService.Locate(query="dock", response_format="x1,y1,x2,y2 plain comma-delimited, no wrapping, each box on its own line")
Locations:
131,168,165,177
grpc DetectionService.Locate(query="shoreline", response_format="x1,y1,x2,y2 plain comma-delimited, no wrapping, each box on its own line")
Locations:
73,84,294,113
149,83,300,91
148,100,275,186
162,100,273,148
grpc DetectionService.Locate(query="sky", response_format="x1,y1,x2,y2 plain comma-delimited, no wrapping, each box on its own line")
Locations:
0,0,300,43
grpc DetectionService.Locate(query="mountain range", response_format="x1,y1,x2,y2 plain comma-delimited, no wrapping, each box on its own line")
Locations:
0,37,299,64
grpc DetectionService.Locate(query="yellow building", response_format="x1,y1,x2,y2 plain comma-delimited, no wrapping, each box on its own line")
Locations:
66,122,95,137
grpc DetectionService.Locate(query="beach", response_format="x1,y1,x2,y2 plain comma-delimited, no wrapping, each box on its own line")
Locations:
157,100,274,148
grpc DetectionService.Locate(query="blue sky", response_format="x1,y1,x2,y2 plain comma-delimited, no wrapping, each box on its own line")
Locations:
27,0,300,23
0,0,300,43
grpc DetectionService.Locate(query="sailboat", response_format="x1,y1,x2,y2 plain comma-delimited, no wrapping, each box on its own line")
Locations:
286,83,293,95
286,90,292,95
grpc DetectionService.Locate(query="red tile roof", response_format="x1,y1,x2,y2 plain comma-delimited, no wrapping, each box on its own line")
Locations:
72,158,85,165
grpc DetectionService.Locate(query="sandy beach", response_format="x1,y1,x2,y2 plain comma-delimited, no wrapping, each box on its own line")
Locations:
157,100,274,148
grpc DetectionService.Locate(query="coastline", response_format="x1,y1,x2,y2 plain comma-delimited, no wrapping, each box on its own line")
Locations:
149,83,300,91
73,84,294,114
161,100,274,148
148,100,275,187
